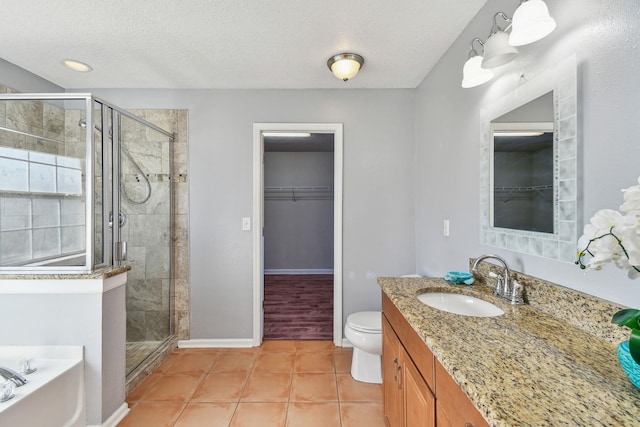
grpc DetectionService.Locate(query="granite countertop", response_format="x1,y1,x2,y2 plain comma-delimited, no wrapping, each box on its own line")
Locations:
0,265,131,280
379,276,640,427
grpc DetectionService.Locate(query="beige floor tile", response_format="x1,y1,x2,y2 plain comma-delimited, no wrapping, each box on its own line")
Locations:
340,402,385,427
191,372,249,402
261,340,298,352
166,351,218,374
290,373,338,402
253,352,296,373
333,351,353,374
336,374,383,402
126,373,162,403
173,402,237,427
154,351,184,373
295,341,337,352
143,373,204,401
211,352,257,373
295,352,335,373
241,373,292,402
230,402,288,427
117,401,185,427
286,402,341,427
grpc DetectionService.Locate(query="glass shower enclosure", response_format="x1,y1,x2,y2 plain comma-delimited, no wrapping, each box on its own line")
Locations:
0,93,174,375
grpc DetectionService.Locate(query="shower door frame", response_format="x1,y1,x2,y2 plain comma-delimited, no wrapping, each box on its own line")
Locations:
0,93,95,273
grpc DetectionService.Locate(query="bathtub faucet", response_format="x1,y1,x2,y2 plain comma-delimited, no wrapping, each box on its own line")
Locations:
0,366,28,387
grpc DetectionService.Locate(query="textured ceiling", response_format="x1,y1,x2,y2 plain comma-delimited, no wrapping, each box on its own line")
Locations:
0,0,486,89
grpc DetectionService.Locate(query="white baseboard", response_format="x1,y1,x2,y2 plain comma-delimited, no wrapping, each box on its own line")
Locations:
89,403,129,427
264,269,334,275
178,338,256,348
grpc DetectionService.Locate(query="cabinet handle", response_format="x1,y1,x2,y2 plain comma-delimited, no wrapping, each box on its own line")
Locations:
396,365,403,389
392,357,398,382
465,424,474,427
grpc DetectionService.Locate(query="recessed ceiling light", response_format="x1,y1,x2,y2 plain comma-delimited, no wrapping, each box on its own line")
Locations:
62,59,93,72
263,132,311,137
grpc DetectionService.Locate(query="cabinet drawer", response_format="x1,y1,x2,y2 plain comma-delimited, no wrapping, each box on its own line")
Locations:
382,294,435,391
435,360,488,427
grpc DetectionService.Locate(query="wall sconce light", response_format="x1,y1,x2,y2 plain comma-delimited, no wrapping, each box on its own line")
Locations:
462,0,556,89
327,53,364,82
461,38,494,88
509,0,557,46
482,12,518,69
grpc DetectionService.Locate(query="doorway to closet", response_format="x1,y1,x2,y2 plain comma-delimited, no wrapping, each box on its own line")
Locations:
253,123,343,346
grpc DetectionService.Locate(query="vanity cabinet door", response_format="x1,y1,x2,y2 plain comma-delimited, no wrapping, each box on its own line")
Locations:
402,346,435,427
384,315,435,427
435,361,488,427
383,316,404,427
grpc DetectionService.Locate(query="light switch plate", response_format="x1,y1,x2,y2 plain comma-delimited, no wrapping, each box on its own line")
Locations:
242,217,251,231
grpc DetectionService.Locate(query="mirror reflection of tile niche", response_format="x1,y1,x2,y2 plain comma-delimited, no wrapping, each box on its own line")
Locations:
479,55,578,263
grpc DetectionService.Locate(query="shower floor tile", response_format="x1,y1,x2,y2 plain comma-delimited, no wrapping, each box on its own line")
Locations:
127,341,163,373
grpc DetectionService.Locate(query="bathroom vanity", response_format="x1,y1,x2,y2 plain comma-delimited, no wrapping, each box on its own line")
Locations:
379,275,640,426
383,293,486,427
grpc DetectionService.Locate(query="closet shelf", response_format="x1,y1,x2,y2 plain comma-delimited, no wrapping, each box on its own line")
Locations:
264,186,334,201
494,184,552,202
493,184,553,192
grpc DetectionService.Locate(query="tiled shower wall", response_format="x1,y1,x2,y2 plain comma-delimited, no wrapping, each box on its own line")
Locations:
123,109,190,342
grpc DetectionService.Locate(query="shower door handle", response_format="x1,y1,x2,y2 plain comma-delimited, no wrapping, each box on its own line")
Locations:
115,241,127,261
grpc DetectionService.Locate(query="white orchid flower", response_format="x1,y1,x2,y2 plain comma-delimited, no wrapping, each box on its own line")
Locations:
576,177,640,279
620,176,640,213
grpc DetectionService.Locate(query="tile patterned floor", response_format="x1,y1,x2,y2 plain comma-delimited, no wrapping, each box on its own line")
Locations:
119,341,384,427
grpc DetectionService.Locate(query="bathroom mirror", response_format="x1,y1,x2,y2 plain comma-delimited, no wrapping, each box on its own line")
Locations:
480,55,578,263
491,92,554,233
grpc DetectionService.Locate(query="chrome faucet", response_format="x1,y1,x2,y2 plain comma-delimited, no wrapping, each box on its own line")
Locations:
0,367,28,387
471,254,525,305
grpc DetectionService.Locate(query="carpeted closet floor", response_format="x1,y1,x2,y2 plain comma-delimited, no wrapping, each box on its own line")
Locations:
263,274,333,340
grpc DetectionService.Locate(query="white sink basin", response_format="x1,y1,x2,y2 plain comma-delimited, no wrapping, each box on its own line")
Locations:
417,292,504,317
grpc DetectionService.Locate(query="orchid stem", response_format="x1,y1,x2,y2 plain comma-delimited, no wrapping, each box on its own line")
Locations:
576,227,640,273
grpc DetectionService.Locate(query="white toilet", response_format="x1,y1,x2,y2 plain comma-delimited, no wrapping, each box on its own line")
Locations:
345,311,382,384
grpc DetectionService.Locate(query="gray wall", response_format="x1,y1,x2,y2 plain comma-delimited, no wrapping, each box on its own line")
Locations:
264,151,334,271
415,0,640,306
84,88,417,339
0,58,63,93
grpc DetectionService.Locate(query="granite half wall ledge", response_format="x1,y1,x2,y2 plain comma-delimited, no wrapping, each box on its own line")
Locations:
469,258,629,344
0,265,131,280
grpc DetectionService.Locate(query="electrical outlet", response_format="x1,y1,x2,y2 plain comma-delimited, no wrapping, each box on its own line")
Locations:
443,219,450,237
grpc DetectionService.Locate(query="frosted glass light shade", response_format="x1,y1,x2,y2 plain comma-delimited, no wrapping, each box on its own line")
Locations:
327,53,364,81
461,56,494,88
482,31,518,69
509,0,557,46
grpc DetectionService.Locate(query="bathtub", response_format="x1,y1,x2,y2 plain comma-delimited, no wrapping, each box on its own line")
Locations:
0,346,85,427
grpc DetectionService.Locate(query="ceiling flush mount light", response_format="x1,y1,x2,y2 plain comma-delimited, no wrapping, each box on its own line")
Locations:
509,0,557,46
461,38,494,88
62,59,93,72
327,53,364,82
482,12,518,69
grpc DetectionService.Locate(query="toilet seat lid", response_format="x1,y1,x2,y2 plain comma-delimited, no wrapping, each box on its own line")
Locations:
347,311,381,333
